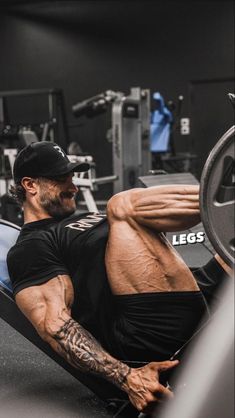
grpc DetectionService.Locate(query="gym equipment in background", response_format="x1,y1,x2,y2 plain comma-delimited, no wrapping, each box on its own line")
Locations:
0,147,22,224
200,125,235,267
68,154,117,212
112,87,151,194
72,87,151,194
0,88,69,149
0,88,71,221
151,93,198,175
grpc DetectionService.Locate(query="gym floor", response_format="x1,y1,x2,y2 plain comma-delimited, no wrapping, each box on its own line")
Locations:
0,318,113,418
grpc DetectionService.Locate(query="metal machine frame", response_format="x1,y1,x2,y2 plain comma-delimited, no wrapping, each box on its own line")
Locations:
112,87,151,194
0,88,69,147
72,87,152,195
112,87,151,193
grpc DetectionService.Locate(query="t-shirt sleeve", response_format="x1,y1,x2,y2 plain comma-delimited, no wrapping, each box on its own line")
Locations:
7,237,69,297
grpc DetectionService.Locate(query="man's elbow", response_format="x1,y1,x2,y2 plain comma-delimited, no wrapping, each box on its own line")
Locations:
29,315,61,346
43,312,73,346
41,317,61,343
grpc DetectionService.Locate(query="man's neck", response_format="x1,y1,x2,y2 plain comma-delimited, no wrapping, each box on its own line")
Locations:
23,205,52,224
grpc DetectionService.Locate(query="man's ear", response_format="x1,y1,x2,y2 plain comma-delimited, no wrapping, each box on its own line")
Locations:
21,177,38,196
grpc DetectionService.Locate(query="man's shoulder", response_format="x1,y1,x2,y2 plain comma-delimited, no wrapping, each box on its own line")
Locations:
7,230,50,262
7,212,107,257
60,212,107,232
7,221,57,264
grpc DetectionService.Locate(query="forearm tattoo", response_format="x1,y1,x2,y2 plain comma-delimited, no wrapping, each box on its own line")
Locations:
54,318,130,388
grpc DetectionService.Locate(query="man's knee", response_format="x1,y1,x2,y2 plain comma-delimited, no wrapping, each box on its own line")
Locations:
107,189,140,222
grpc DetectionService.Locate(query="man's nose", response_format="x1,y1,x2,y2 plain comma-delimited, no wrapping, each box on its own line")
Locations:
73,182,79,193
69,180,79,193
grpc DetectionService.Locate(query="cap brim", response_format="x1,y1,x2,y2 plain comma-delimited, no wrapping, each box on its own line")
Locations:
67,161,90,173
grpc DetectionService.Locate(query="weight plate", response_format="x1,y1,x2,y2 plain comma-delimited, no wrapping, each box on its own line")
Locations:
200,125,235,266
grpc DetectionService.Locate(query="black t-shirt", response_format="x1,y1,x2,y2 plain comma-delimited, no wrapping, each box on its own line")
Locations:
7,212,114,347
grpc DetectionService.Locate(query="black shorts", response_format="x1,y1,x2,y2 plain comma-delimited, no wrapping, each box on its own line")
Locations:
106,258,229,363
108,290,208,363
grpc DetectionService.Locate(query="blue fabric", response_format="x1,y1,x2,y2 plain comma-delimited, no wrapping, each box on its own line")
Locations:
150,92,173,152
0,223,19,292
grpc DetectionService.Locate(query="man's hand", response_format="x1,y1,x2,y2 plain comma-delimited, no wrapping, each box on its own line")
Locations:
122,360,179,412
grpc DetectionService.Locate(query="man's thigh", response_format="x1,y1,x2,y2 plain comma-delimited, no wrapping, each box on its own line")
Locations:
105,198,200,295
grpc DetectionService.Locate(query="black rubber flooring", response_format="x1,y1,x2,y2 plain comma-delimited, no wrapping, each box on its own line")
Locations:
0,318,113,418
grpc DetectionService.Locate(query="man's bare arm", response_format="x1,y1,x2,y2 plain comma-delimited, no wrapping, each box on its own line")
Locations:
15,275,130,388
51,317,131,386
51,318,177,412
15,275,177,412
108,184,200,232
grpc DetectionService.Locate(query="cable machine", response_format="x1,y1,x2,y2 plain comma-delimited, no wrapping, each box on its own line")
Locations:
72,87,151,194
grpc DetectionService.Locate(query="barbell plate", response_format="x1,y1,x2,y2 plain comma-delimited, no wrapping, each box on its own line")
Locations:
200,125,235,266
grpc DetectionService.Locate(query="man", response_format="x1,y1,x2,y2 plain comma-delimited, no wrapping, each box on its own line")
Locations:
7,141,231,413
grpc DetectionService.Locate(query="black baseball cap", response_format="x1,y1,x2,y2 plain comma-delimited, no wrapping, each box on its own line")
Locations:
13,141,90,183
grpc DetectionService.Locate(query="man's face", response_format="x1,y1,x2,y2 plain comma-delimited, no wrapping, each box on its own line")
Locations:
38,173,78,219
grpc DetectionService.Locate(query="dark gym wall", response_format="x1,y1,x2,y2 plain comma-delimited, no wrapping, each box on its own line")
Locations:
0,0,234,198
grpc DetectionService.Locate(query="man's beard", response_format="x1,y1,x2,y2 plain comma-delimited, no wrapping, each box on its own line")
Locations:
39,190,76,219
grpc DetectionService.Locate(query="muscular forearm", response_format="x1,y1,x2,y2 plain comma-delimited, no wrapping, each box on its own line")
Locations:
15,284,178,412
131,184,200,232
51,317,130,389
